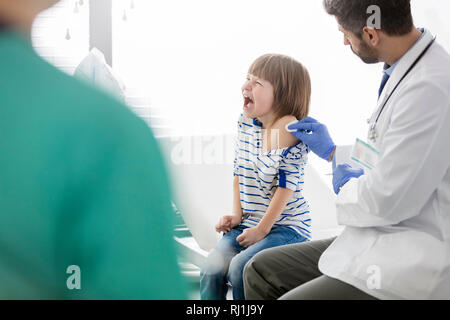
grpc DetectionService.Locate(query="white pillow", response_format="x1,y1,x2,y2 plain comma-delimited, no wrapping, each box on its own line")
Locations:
74,48,126,102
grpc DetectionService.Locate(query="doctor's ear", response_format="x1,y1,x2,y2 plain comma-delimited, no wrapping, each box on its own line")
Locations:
362,27,380,46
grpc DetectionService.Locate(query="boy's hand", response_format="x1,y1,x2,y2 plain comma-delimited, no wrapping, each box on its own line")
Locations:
215,215,241,234
236,226,268,247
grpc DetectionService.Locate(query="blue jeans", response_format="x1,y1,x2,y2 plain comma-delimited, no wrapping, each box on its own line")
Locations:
200,225,307,300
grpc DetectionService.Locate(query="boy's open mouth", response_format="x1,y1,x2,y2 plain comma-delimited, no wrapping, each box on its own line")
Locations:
244,96,254,109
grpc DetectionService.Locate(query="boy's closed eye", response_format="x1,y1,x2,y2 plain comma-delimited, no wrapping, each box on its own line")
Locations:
246,75,264,86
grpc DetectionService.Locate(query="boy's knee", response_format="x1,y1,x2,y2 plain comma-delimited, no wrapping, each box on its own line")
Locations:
227,255,246,282
201,250,229,276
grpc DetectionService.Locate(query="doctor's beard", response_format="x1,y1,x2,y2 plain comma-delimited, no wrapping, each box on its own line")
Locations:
351,39,380,64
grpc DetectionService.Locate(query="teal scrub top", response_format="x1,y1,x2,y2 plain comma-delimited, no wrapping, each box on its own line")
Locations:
0,30,187,299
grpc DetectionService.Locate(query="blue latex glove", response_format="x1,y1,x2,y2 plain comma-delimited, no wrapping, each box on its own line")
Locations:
332,164,364,195
288,117,336,161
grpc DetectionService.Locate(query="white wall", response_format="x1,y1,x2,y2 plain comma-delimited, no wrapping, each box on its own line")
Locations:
112,0,450,143
35,1,449,144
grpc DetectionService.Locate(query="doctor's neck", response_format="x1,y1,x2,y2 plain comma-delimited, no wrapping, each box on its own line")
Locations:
379,27,423,67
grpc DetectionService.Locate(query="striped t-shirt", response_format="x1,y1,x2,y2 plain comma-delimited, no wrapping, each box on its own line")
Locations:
233,114,311,240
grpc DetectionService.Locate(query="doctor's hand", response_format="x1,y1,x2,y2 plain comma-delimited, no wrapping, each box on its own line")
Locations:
333,164,364,195
215,215,241,234
287,117,336,161
236,226,268,248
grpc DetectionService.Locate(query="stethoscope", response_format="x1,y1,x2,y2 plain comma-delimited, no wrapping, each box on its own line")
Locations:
368,36,436,143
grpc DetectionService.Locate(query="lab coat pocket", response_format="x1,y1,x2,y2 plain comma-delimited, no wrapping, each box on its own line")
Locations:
368,230,444,299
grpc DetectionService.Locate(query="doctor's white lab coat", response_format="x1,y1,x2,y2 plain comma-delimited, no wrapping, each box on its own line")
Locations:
318,29,450,300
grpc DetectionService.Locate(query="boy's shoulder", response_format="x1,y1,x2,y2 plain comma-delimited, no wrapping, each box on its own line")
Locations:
273,115,300,149
237,113,262,131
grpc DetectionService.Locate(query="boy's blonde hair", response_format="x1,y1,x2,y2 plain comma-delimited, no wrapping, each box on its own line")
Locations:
248,54,311,122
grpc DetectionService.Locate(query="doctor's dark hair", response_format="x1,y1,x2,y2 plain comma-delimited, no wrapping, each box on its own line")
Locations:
248,54,311,122
323,0,414,38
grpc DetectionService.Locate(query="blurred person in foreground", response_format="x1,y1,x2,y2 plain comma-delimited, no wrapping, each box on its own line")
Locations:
0,0,186,299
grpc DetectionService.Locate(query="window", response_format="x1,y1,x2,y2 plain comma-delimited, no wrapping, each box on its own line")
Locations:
32,0,90,75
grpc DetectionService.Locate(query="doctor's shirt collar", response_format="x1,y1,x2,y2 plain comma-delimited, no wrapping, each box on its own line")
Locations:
383,28,427,77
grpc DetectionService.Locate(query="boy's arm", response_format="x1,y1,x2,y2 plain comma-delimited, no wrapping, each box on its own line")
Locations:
237,118,304,247
217,175,243,233
257,115,300,233
232,175,243,219
257,187,294,234
236,187,294,247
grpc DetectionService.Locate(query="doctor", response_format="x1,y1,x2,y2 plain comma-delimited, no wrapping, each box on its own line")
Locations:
244,0,450,300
